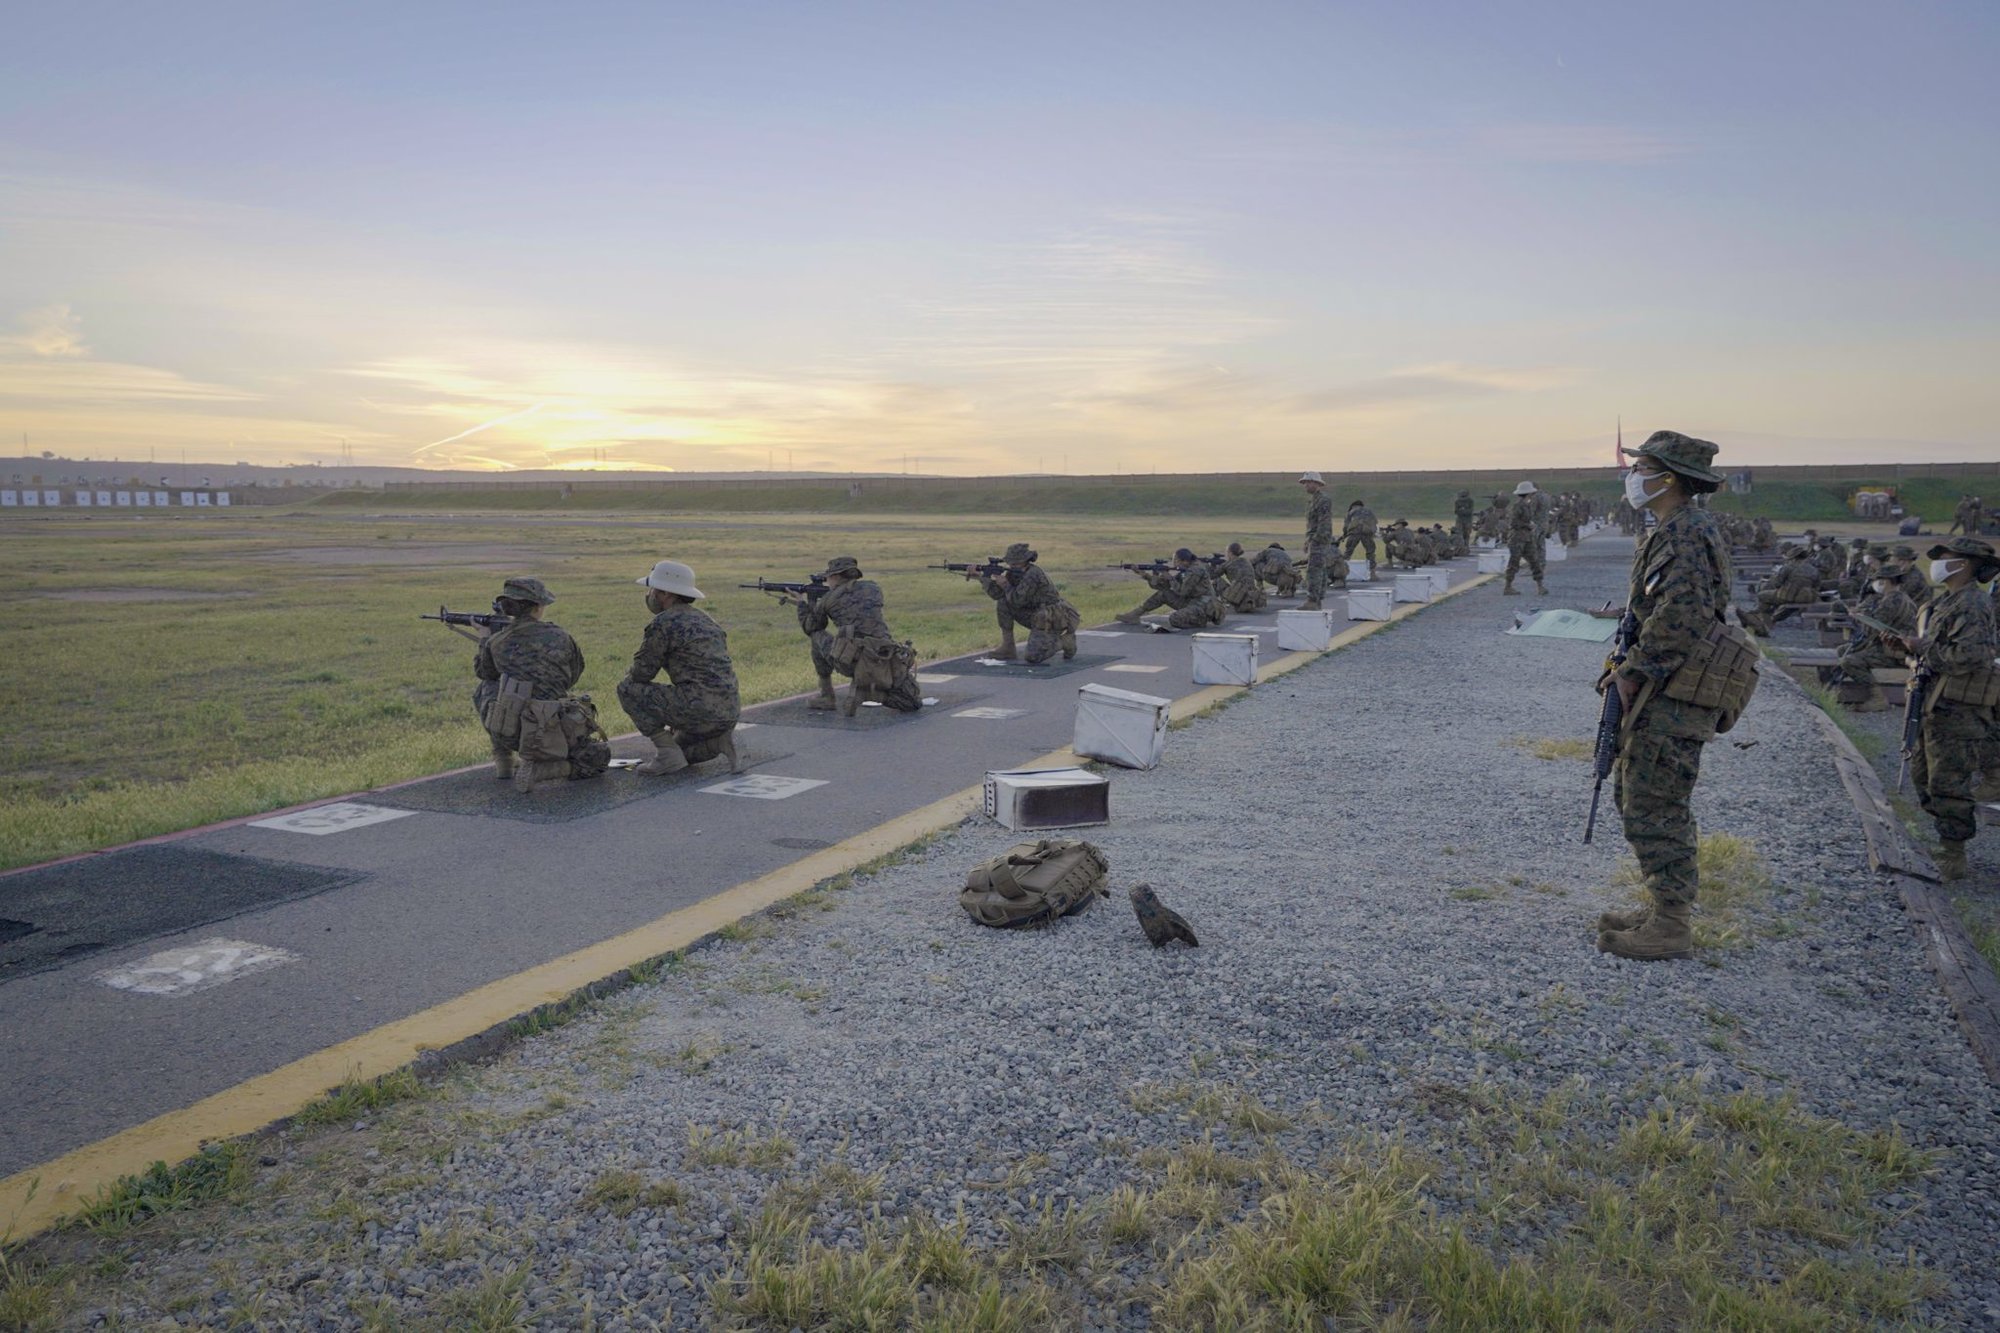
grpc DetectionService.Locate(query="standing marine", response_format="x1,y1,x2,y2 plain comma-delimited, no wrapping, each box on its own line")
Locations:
976,542,1079,664
796,556,922,713
472,577,610,792
1300,471,1335,610
1886,537,2000,881
618,560,743,775
1453,489,1475,543
1596,431,1751,961
1116,548,1221,630
1501,480,1549,596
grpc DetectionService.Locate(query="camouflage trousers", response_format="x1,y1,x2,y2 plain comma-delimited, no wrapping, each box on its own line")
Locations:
1615,696,1718,909
616,679,740,762
473,682,610,777
996,601,1077,664
1455,516,1473,542
1221,578,1266,612
1304,542,1337,602
1505,537,1545,582
1342,534,1376,562
810,632,924,712
1261,565,1300,597
1912,699,1993,844
1755,590,1815,623
1133,589,1220,629
1834,641,1902,687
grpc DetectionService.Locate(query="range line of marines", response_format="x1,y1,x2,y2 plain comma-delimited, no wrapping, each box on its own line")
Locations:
451,436,1995,962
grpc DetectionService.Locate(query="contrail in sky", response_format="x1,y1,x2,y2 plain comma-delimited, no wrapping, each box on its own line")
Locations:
415,402,545,456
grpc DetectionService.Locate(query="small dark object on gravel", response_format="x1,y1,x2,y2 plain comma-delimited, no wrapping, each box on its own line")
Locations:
1733,739,1759,749
1129,882,1198,947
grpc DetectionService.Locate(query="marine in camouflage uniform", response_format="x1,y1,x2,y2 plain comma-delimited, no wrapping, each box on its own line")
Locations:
1740,547,1819,636
1453,490,1475,543
1253,543,1300,597
1217,542,1268,612
1342,499,1378,562
978,542,1079,664
1900,538,2000,880
1833,571,1917,712
1501,480,1548,595
472,577,606,789
798,556,922,712
1597,431,1733,961
619,560,742,773
1116,549,1221,630
1300,473,1336,609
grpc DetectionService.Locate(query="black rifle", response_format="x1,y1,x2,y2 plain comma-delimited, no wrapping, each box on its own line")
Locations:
741,575,829,604
1110,555,1227,576
421,602,512,642
1899,667,1934,792
929,559,1010,578
1584,609,1641,844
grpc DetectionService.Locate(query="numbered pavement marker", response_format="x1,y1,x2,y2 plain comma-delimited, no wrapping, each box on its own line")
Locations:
248,802,417,835
95,938,299,998
699,774,830,801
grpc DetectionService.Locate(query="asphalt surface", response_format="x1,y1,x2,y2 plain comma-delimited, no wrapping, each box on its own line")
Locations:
0,557,1509,1176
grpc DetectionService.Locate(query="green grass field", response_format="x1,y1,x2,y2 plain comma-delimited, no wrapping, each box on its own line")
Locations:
0,510,1300,870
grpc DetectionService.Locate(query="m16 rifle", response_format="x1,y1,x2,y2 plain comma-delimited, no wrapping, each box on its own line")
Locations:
1898,666,1934,792
741,575,829,606
1109,555,1227,578
929,558,1010,579
421,602,513,642
1584,608,1641,844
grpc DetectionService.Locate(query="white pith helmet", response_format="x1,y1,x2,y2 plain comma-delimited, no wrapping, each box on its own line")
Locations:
1514,480,1538,495
636,560,704,600
1298,470,1324,484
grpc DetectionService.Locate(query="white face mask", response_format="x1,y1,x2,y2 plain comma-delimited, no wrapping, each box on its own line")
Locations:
1931,559,1965,584
1871,580,1889,595
1623,469,1668,508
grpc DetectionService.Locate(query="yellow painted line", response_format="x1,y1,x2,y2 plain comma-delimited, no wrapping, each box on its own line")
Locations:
0,571,1491,1239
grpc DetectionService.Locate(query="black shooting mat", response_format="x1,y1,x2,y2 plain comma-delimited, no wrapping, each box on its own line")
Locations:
0,846,365,983
935,651,1123,680
750,689,989,732
370,735,796,824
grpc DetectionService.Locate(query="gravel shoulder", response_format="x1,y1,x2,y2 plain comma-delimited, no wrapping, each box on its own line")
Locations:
12,538,2000,1330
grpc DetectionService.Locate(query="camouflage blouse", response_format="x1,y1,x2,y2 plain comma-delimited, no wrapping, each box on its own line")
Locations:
1305,491,1334,546
798,578,894,640
982,562,1064,614
1914,586,2000,678
627,603,740,710
474,619,584,700
1619,504,1731,688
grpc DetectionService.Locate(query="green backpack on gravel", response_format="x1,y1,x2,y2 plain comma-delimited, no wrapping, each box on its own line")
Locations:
959,839,1110,928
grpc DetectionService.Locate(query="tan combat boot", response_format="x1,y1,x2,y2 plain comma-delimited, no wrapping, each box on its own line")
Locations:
717,732,743,774
1300,598,1322,611
1598,903,1693,961
635,731,689,776
994,627,1019,660
808,674,839,710
513,758,571,792
1935,841,1968,882
490,741,517,781
1060,626,1078,660
1535,580,1549,595
1502,578,1519,596
1851,685,1891,714
1596,902,1651,933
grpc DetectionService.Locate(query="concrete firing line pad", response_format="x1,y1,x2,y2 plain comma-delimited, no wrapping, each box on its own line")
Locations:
748,690,988,732
0,846,365,984
0,559,1505,1189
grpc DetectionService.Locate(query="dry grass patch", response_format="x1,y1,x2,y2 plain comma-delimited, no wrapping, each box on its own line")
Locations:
1507,735,1594,762
1612,832,1778,950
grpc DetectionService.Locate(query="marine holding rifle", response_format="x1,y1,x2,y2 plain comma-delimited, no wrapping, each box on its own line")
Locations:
1883,537,2000,882
1115,548,1221,631
969,542,1079,664
470,578,610,792
794,555,923,713
618,560,742,775
1595,431,1748,962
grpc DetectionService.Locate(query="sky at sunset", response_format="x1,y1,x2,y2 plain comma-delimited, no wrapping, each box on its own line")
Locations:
2,2,1996,475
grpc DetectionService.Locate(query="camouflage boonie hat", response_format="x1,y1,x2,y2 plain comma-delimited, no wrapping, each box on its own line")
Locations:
500,577,555,605
1893,545,1918,559
1925,537,2000,570
823,556,862,577
1785,547,1810,560
1621,429,1722,490
1003,542,1035,563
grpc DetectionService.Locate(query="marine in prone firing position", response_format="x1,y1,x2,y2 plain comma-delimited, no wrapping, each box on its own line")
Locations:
797,555,923,713
618,560,742,776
